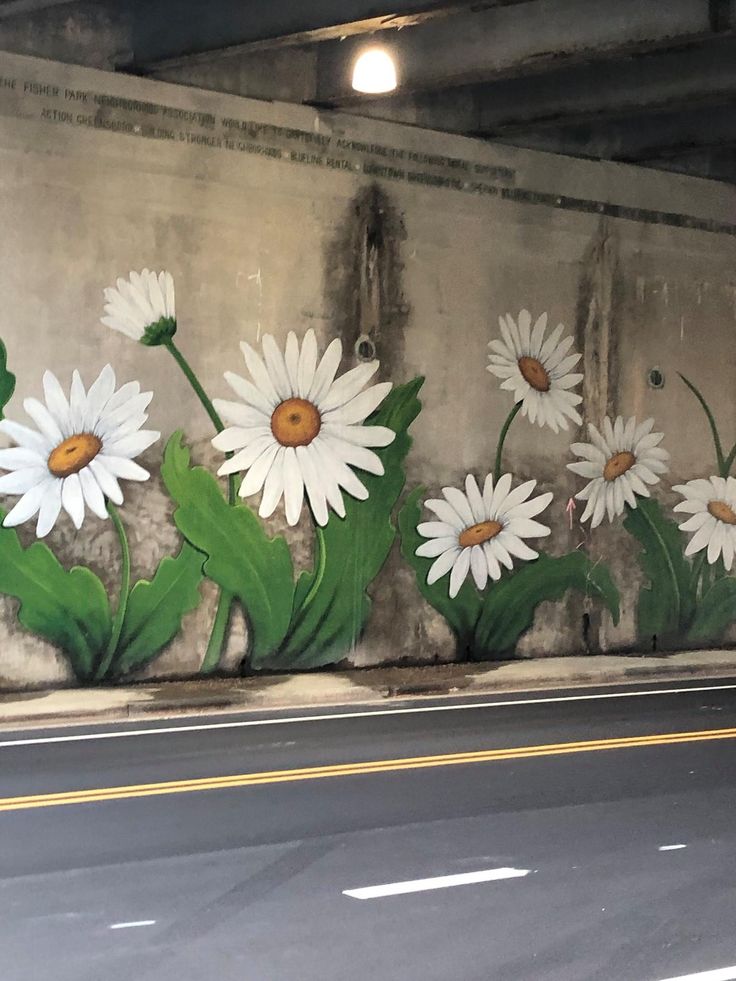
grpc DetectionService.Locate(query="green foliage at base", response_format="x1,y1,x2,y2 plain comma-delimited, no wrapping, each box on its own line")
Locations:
162,431,295,663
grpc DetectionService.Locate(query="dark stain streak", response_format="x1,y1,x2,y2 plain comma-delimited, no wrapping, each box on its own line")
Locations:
323,183,409,379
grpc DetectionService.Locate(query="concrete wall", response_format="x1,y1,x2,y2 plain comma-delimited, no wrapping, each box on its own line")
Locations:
0,51,734,689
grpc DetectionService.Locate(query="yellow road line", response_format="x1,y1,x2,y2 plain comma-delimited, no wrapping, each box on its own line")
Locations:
2,725,736,812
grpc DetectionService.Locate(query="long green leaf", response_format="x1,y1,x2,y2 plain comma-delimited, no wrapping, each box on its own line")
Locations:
110,542,205,679
471,551,620,659
0,339,15,419
398,486,483,656
266,378,424,670
687,575,736,645
161,432,294,663
0,518,111,682
623,497,695,647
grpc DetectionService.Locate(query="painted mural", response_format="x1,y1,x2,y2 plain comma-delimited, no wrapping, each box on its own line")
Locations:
399,310,620,660
0,277,734,686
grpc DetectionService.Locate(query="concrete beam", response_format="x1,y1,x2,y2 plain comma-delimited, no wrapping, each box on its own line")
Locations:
133,1,530,70
316,0,731,105
491,102,736,164
472,37,736,134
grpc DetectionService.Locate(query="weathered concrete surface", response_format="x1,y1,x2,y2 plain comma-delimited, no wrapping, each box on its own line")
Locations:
3,650,736,728
0,51,734,687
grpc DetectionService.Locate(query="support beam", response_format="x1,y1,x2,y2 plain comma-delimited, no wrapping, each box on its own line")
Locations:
490,103,736,165
133,1,533,71
316,0,724,105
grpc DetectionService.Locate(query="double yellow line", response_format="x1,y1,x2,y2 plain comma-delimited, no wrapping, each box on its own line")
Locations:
2,725,735,813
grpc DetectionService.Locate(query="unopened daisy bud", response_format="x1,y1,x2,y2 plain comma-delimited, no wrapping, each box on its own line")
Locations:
102,269,177,346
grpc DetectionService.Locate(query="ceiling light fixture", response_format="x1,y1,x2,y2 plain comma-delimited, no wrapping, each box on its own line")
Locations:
351,47,397,94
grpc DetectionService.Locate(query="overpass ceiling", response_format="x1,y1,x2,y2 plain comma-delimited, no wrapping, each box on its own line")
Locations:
2,0,735,184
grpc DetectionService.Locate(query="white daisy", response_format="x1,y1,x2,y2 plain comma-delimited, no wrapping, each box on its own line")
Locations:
416,473,553,598
211,329,395,527
102,269,176,345
0,365,159,537
487,309,583,432
673,476,736,570
567,416,669,528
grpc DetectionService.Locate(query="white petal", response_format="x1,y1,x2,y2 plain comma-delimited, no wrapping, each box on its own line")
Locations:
324,435,384,476
284,332,300,394
296,444,329,526
506,517,551,538
258,446,287,518
309,337,342,404
103,430,160,458
469,545,488,590
486,539,510,574
496,479,537,516
530,312,548,356
213,399,270,430
0,446,46,470
464,475,485,522
685,518,716,557
224,371,278,415
320,361,380,413
488,473,512,516
35,479,62,538
84,365,117,431
442,486,474,526
61,473,85,529
0,467,47,494
78,466,108,520
321,422,395,448
418,521,458,539
212,426,271,453
322,382,392,426
311,436,369,501
88,459,124,505
282,446,304,526
2,478,52,528
218,434,275,476
499,532,538,562
261,334,292,400
416,536,458,558
239,443,280,498
424,498,465,530
23,398,64,445
449,548,471,598
427,546,461,586
240,341,281,406
42,371,72,437
96,455,149,481
0,420,50,455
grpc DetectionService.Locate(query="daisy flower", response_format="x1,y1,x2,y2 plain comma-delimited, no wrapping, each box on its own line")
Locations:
567,416,669,528
673,476,736,569
102,269,176,345
0,365,159,537
487,309,583,432
416,473,553,598
212,329,395,526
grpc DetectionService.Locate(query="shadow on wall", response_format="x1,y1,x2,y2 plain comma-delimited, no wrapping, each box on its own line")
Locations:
0,259,734,686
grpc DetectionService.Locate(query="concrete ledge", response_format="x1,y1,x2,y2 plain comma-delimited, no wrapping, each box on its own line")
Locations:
2,650,736,729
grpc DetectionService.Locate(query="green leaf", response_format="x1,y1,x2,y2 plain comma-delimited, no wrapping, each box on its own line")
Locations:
471,551,620,659
161,432,294,663
623,497,696,646
0,339,15,419
398,486,482,655
110,542,205,679
0,518,111,682
687,575,736,645
267,378,424,670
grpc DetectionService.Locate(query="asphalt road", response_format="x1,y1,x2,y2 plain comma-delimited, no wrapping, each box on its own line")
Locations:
2,679,736,981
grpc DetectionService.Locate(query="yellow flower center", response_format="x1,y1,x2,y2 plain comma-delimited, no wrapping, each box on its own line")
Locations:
518,356,550,393
708,500,736,525
47,433,102,478
458,519,503,548
603,450,635,482
270,397,321,448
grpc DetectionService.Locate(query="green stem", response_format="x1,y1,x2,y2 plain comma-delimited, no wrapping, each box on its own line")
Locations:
95,502,131,683
679,373,726,476
165,338,224,433
200,587,233,674
164,338,236,673
723,440,736,478
494,403,522,482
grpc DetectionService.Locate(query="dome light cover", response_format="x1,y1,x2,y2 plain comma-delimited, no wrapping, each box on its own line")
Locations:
351,48,398,94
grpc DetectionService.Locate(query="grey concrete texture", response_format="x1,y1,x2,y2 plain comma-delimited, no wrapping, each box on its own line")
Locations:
3,649,736,728
0,52,734,688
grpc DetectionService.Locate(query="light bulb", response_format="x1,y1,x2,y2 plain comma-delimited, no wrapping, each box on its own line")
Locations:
351,48,397,94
